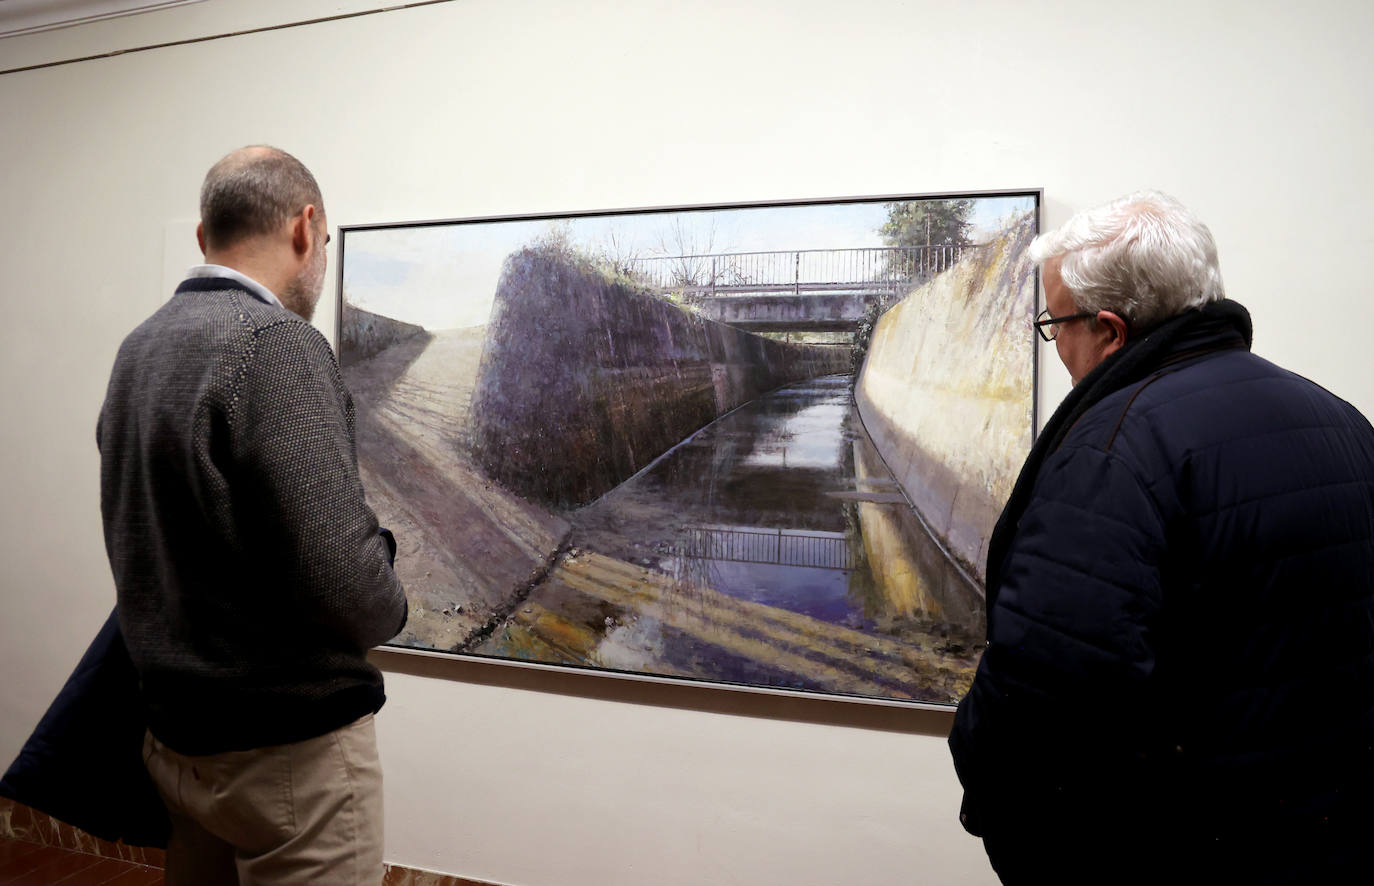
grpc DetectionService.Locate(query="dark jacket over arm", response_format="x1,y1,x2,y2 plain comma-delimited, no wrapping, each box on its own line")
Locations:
0,610,169,848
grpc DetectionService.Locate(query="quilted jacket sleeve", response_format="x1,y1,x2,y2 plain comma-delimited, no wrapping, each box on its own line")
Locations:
949,438,1172,835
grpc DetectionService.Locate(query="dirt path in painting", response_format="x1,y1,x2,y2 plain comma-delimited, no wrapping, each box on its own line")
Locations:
345,326,569,652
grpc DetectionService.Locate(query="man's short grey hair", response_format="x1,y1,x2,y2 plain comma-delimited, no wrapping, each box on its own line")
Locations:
200,146,323,250
1028,190,1225,330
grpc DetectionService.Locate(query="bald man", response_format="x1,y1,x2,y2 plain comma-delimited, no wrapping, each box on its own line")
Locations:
98,146,407,885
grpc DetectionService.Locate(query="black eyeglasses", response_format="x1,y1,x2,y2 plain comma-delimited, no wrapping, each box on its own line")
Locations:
1034,308,1094,342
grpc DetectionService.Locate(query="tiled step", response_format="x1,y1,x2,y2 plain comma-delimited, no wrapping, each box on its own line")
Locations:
0,838,162,885
1,797,497,885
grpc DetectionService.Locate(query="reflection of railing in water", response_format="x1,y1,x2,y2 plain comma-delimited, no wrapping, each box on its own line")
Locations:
682,525,854,571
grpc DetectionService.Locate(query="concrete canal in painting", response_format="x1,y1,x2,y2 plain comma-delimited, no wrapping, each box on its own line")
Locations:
475,374,986,703
344,220,1039,704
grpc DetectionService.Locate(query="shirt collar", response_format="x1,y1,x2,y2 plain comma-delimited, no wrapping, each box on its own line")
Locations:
185,265,283,308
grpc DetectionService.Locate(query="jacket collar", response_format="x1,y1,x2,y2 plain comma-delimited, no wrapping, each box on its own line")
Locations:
983,299,1253,611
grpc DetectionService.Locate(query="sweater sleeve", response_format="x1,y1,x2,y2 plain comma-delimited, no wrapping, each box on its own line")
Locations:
227,320,407,651
949,440,1170,833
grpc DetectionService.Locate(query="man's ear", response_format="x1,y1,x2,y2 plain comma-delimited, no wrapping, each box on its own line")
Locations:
1097,310,1130,355
290,205,318,258
196,222,207,257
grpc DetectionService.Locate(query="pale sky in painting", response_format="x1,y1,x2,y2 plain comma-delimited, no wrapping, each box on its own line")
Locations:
341,194,1035,331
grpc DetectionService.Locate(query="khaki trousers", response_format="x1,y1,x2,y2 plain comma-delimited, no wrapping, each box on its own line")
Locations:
142,715,384,886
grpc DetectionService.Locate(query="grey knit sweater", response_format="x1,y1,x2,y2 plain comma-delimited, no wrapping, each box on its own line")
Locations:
98,277,407,754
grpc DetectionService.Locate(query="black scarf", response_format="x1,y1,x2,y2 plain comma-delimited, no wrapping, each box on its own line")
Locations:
983,299,1253,609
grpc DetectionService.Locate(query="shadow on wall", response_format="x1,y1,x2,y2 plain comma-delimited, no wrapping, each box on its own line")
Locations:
471,245,851,509
855,212,1038,583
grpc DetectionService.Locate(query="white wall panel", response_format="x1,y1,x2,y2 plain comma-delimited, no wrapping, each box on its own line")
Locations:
2,1,1371,882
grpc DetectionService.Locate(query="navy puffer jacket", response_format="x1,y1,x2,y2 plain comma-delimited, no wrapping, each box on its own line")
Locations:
950,301,1374,884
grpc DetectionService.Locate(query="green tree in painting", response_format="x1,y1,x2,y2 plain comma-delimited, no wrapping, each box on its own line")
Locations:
880,199,975,278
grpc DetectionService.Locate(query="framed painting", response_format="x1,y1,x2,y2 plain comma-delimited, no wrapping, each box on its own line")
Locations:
336,189,1041,708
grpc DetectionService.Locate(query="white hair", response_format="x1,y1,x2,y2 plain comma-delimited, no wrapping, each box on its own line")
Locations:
1028,190,1225,329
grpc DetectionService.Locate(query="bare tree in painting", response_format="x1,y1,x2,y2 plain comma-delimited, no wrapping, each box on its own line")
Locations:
598,228,642,279
656,217,724,289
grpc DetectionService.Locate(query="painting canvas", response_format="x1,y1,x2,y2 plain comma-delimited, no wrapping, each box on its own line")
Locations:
336,191,1040,707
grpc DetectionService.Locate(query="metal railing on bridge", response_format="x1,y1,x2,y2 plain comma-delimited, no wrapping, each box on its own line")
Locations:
681,525,855,571
626,245,978,298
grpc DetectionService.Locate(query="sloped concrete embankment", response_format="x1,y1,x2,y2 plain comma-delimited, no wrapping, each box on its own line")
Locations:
341,315,569,654
472,246,850,508
339,303,430,365
855,213,1037,586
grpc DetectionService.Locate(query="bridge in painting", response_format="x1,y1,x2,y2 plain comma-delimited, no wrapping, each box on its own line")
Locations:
627,244,979,333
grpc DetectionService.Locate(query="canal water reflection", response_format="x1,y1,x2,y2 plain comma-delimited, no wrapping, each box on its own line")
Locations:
571,373,985,649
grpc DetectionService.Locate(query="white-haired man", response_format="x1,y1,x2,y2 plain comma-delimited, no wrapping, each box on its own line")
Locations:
949,191,1374,884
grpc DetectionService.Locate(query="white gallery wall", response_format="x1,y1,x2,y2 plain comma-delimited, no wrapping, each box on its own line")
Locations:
1,1,1371,883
